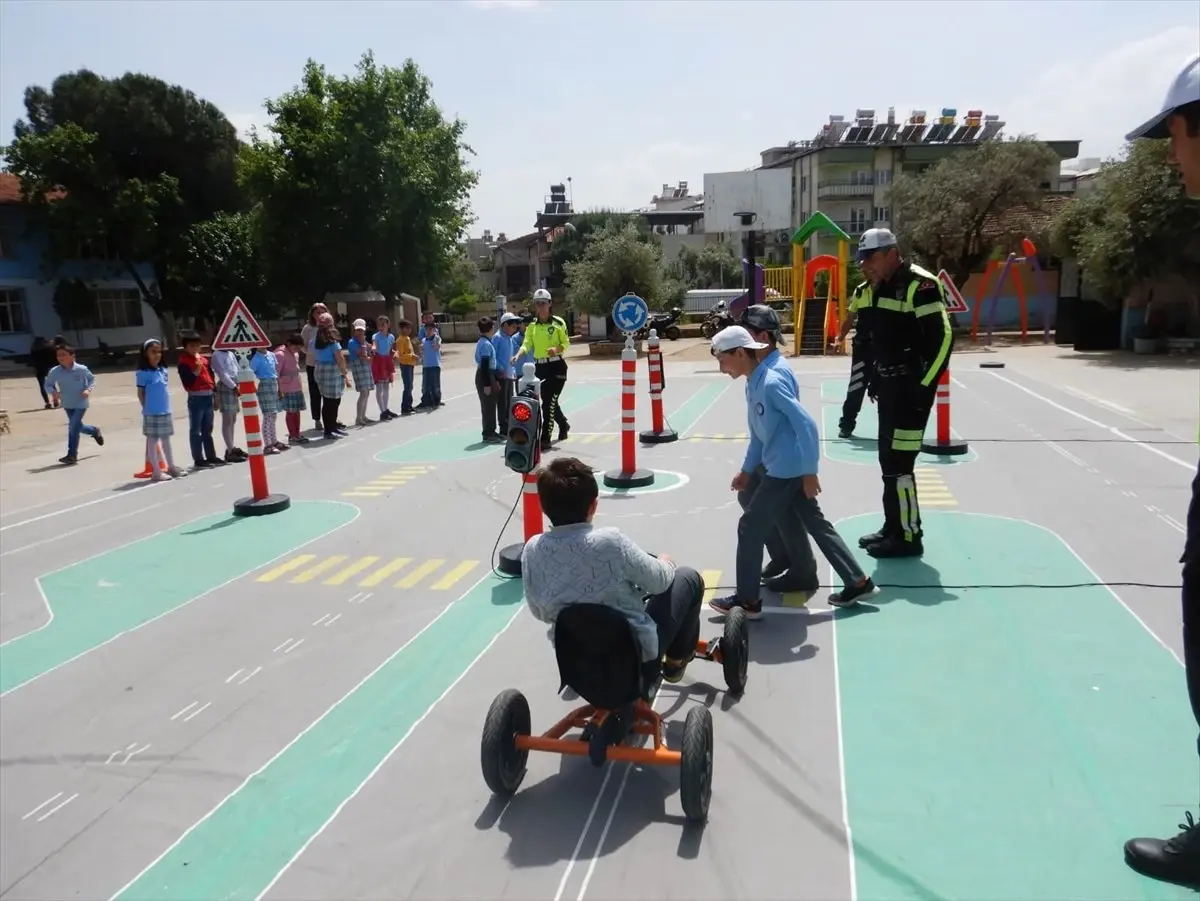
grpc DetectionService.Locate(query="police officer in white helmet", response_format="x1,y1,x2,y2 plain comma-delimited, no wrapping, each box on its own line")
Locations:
513,288,571,450
1122,52,1200,889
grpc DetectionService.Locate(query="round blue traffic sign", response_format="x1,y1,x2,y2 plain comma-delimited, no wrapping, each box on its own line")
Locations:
612,293,649,333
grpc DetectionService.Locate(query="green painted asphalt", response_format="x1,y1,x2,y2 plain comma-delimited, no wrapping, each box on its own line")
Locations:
819,377,978,466
0,501,357,695
113,377,729,900
836,511,1195,901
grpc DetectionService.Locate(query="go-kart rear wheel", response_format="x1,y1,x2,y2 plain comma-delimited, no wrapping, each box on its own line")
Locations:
679,706,713,823
721,607,749,696
665,325,681,341
481,688,531,797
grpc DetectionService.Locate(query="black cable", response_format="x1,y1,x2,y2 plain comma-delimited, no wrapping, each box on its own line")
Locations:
708,581,1182,590
489,477,526,581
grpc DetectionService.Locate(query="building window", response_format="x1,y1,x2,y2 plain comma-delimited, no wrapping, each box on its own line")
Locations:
0,288,29,334
876,169,893,186
76,235,119,261
873,206,892,223
86,288,144,329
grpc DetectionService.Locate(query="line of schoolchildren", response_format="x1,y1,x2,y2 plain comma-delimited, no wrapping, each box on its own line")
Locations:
474,312,529,442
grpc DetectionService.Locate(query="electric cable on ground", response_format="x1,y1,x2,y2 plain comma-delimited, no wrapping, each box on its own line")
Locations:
489,478,525,581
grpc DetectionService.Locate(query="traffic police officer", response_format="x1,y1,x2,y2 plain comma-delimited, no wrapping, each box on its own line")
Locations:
834,280,875,438
513,288,570,451
854,227,952,558
1121,52,1200,889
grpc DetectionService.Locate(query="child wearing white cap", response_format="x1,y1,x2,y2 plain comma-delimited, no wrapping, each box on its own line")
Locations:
347,319,375,426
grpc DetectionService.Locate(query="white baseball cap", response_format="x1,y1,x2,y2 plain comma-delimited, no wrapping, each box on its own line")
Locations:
855,227,898,262
352,318,367,330
500,312,522,324
711,325,768,353
1127,53,1200,140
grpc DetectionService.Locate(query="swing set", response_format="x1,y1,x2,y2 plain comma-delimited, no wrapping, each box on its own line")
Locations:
969,237,1054,345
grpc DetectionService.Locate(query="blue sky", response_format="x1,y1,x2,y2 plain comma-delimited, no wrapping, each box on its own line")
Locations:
1,0,1197,238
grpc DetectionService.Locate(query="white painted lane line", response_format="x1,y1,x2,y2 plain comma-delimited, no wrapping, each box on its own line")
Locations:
105,743,137,765
170,702,199,721
22,792,63,820
273,639,295,653
312,614,332,627
182,702,211,723
225,668,244,684
237,666,262,685
283,639,304,655
324,613,341,627
0,501,171,557
35,792,79,822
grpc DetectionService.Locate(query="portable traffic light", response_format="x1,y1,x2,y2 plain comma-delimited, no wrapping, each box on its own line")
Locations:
505,393,541,473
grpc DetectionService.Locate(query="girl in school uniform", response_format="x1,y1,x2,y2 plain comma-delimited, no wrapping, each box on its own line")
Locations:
347,319,375,426
249,346,286,454
135,338,186,481
275,334,309,445
313,313,352,439
371,315,397,420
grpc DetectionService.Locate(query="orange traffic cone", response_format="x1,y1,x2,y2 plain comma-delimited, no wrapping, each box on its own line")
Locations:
134,441,169,479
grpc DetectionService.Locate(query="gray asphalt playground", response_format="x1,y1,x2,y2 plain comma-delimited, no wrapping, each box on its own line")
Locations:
0,346,1196,901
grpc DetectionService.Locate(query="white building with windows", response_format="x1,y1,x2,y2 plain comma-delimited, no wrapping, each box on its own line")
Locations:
0,173,159,357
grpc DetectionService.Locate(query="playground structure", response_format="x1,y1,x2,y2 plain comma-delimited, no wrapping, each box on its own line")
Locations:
969,238,1053,345
790,213,851,355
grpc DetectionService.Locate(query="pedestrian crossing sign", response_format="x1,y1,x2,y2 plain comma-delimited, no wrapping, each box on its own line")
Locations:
213,296,271,350
937,270,970,314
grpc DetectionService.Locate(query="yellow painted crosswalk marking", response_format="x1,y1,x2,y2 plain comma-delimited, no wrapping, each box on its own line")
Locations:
686,433,750,442
701,569,722,604
342,466,436,499
395,558,446,589
292,555,348,583
358,557,412,587
915,467,957,507
256,554,318,583
324,556,381,585
430,560,480,590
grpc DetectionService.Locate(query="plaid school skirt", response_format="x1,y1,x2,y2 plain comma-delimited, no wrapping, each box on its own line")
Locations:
143,413,175,438
314,362,346,399
280,390,306,412
215,383,240,414
349,357,373,392
256,378,281,414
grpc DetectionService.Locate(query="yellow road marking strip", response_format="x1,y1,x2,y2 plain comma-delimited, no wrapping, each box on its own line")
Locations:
701,570,722,603
431,560,480,590
395,558,445,588
342,492,385,498
291,556,348,583
256,555,317,583
359,557,412,587
324,556,381,586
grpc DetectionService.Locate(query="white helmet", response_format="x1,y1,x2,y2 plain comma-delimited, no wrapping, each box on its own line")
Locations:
533,288,552,304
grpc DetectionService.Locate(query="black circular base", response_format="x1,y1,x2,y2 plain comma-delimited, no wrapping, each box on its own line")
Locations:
232,493,291,516
639,429,678,444
497,543,524,576
603,468,656,489
979,361,1006,369
920,440,970,456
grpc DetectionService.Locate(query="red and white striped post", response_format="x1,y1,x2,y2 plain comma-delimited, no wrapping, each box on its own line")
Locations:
639,329,677,444
232,356,291,515
603,334,655,488
919,368,969,456
521,470,543,541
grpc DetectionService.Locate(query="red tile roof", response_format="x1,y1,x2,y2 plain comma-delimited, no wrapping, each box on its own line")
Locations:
0,172,65,204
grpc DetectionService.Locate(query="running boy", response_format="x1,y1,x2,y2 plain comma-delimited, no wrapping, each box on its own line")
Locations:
44,343,103,465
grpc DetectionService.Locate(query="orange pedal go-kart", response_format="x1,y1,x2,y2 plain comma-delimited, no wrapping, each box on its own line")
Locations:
480,603,749,823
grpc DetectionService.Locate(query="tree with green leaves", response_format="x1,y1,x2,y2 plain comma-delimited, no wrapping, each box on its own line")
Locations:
564,222,685,320
3,70,243,319
1051,140,1200,303
550,210,651,281
172,211,267,327
887,138,1061,286
432,252,484,316
669,241,741,289
241,51,478,307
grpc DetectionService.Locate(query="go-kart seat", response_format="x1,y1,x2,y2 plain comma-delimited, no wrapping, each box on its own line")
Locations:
553,604,661,711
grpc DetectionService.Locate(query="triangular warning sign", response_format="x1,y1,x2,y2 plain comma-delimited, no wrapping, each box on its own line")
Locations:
937,270,970,314
212,296,270,350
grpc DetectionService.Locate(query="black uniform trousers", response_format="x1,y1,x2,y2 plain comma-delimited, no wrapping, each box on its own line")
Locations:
839,339,873,432
1183,463,1200,761
496,377,515,433
874,368,939,543
534,358,569,442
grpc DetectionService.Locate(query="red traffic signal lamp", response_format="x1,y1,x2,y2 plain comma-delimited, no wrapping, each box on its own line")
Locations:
505,395,541,473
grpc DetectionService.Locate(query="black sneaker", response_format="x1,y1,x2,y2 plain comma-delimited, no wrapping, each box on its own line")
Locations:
838,426,853,439
708,595,762,620
58,454,78,465
662,653,694,684
558,423,570,441
866,536,923,558
1125,811,1200,888
193,459,215,469
829,578,879,608
92,428,104,446
763,573,819,595
207,457,229,467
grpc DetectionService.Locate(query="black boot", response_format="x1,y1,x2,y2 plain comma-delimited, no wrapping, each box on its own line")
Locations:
858,528,888,548
866,535,924,558
1125,811,1200,888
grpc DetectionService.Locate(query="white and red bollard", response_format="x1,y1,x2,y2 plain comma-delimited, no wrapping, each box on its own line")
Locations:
603,334,655,488
232,359,291,516
919,368,970,456
639,329,677,444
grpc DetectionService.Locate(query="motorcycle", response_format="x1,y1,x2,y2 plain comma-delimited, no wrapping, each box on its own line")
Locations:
700,309,736,339
637,307,683,341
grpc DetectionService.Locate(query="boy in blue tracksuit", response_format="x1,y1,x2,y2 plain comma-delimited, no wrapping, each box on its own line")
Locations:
44,343,104,465
707,325,873,618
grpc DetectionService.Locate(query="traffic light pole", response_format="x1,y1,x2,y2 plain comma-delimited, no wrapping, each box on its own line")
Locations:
603,334,655,489
497,365,546,576
639,328,677,444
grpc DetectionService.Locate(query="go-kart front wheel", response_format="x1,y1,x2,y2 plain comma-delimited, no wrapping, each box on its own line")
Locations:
721,607,749,696
481,688,531,797
679,705,713,823
665,325,681,341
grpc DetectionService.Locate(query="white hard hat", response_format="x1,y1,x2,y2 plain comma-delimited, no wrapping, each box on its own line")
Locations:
1127,53,1200,141
533,288,552,304
856,228,898,262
